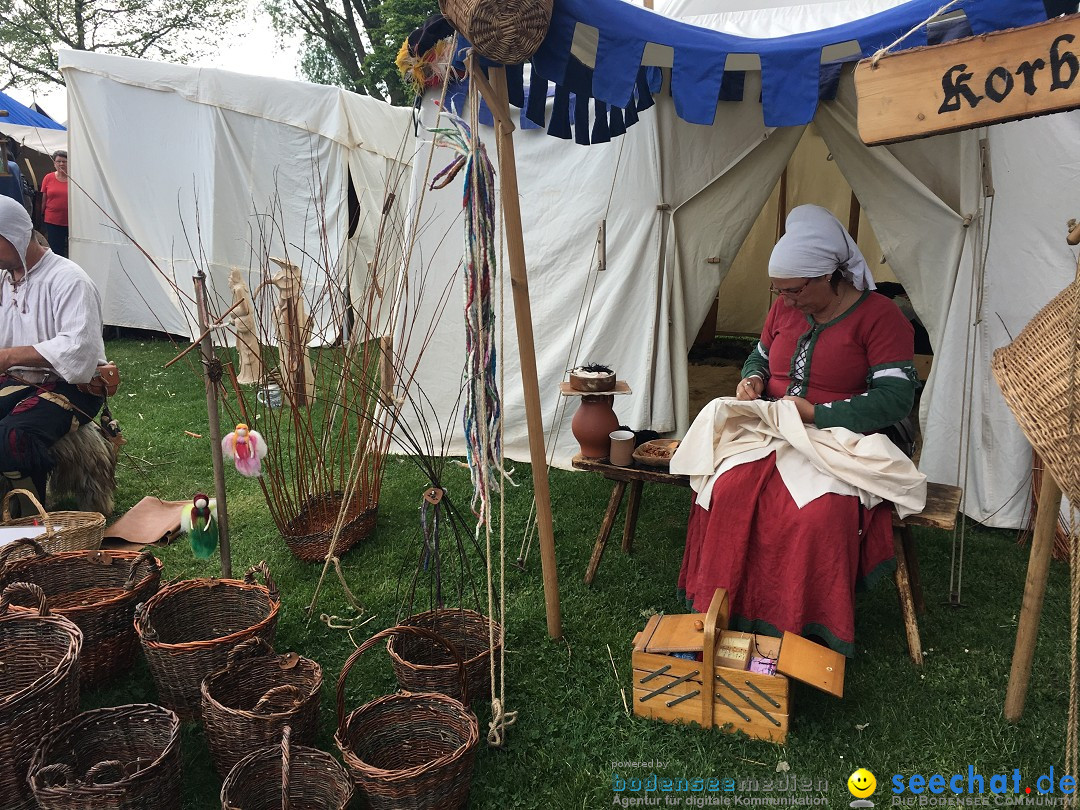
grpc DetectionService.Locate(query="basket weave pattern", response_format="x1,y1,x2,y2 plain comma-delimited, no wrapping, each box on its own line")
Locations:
439,0,553,63
1,488,105,558
136,562,280,720
0,582,83,810
29,703,182,810
281,491,377,562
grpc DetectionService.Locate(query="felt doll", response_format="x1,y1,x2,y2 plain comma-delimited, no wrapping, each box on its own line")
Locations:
180,493,218,559
221,423,268,477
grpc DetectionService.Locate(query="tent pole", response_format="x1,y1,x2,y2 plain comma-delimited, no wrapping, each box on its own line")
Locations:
474,61,563,639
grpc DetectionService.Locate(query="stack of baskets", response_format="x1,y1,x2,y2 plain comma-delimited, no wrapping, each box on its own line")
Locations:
202,637,323,777
1,488,105,558
136,561,281,720
0,582,83,810
0,540,161,689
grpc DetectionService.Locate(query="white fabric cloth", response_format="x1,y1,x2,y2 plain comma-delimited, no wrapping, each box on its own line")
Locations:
669,397,927,517
768,204,875,291
0,196,32,275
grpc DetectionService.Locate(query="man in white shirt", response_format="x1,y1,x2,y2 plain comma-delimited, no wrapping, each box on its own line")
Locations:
0,196,107,502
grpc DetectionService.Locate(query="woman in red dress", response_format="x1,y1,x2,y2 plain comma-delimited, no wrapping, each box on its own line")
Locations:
678,205,918,657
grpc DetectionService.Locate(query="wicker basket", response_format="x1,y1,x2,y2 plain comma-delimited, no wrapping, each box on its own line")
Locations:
202,637,323,778
281,490,377,562
388,607,500,705
1,488,105,559
0,582,83,810
336,625,479,810
221,725,353,810
28,703,182,810
439,0,553,63
0,540,162,689
136,561,281,721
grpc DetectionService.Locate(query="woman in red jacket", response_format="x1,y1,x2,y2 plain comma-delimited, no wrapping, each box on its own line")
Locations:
40,150,69,257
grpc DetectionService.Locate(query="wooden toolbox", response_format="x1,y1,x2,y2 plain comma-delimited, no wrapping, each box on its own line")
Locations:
631,589,845,743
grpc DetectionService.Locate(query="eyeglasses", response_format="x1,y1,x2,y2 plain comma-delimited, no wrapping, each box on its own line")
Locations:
769,279,815,298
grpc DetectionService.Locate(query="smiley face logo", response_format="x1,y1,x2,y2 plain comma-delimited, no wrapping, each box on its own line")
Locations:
848,768,877,798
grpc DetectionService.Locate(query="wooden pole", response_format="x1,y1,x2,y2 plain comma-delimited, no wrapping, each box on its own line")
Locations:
477,62,563,638
1004,471,1061,721
194,271,233,578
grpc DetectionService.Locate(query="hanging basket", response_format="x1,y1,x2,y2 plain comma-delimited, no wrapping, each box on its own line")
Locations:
135,562,281,720
992,277,1080,504
336,625,479,810
281,491,377,563
388,607,500,705
0,488,105,558
439,0,554,64
202,637,323,778
0,541,161,689
28,703,182,810
221,725,354,810
0,582,83,810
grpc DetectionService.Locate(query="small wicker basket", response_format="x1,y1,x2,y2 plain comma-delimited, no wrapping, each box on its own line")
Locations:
439,0,554,64
281,491,377,562
336,625,479,810
1,488,105,558
0,582,83,810
135,561,281,720
0,540,162,689
202,637,323,778
28,703,182,810
221,725,354,810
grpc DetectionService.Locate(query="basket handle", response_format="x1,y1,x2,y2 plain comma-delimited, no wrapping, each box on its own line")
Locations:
34,763,74,788
281,725,292,810
123,549,159,590
335,624,468,732
0,581,48,616
85,760,125,785
1,488,53,531
243,561,279,603
134,601,154,639
255,684,305,714
0,536,47,568
227,636,276,668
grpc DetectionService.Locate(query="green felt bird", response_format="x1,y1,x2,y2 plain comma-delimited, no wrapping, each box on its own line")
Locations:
180,493,218,559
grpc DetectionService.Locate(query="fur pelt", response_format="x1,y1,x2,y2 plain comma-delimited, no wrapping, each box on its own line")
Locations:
47,422,118,516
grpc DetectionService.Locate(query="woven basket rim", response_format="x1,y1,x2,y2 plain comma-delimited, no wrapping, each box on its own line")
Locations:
221,741,354,803
137,577,279,650
0,613,82,710
387,608,499,671
0,553,161,616
201,657,323,716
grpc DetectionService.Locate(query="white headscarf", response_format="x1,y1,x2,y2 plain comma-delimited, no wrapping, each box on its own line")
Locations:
0,195,32,276
768,204,875,291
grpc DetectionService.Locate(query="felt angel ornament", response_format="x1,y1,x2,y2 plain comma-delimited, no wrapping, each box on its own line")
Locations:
222,423,268,477
180,493,218,559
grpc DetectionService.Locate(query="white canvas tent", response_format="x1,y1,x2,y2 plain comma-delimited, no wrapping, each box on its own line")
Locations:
60,50,416,339
400,0,1079,530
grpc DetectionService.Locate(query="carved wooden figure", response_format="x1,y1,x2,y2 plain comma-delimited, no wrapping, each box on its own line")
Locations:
227,268,264,385
269,257,315,406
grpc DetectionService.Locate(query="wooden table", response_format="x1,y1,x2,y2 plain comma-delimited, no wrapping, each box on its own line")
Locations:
572,453,690,585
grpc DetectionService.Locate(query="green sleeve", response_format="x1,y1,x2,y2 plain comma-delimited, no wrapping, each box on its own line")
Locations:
741,341,770,381
812,363,917,433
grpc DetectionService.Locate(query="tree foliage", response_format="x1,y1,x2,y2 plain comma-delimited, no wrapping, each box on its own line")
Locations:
266,0,438,105
0,0,246,88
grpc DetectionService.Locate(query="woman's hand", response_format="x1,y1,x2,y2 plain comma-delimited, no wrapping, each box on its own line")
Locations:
782,395,815,423
736,377,764,401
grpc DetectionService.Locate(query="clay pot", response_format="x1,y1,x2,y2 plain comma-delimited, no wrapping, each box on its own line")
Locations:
572,395,620,458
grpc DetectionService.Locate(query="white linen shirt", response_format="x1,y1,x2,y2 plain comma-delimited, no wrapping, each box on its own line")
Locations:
0,251,107,384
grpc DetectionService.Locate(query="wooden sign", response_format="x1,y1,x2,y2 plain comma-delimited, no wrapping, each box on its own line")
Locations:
855,14,1080,146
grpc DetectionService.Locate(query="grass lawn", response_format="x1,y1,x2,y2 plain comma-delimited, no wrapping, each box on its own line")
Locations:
77,336,1074,809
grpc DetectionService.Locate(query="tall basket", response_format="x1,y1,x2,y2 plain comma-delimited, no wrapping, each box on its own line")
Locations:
439,0,554,63
29,703,182,810
136,561,280,720
0,540,161,689
0,582,83,810
202,638,323,778
336,625,479,810
1,488,105,558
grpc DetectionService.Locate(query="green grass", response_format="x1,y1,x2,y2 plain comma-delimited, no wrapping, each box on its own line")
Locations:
77,336,1074,809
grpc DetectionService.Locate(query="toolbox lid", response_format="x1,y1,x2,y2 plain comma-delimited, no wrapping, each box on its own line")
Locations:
776,632,845,698
640,613,707,653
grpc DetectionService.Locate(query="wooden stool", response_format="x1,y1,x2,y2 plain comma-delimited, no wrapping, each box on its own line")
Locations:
893,482,962,665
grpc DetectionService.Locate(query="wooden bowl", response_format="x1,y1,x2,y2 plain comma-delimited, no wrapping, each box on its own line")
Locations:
569,370,616,393
632,439,680,468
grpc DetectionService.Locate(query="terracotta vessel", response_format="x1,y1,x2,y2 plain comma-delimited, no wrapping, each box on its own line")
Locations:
572,395,620,458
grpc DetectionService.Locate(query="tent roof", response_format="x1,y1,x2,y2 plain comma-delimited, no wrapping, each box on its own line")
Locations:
0,90,66,130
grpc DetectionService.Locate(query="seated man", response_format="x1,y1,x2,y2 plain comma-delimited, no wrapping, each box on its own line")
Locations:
0,196,106,503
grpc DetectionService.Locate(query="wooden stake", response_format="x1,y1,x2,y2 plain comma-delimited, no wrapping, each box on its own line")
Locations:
477,62,563,638
1004,471,1061,721
194,271,232,578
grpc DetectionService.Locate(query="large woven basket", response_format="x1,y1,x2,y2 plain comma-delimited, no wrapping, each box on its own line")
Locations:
1,488,105,559
135,561,281,720
336,625,479,810
281,490,377,562
202,637,323,778
388,607,500,705
0,540,161,689
28,703,182,810
439,0,553,63
221,725,354,810
992,276,1080,504
0,582,83,810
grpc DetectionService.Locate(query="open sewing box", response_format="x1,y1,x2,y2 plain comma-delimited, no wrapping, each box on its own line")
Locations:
631,589,845,743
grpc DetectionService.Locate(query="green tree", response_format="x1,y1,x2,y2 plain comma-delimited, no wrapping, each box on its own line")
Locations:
266,0,438,105
0,0,246,88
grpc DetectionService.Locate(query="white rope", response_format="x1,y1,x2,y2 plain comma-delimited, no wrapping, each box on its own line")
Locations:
870,0,965,67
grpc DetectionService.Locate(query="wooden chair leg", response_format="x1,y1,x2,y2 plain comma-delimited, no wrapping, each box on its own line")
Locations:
585,481,627,585
899,525,925,614
621,480,643,554
893,527,923,665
